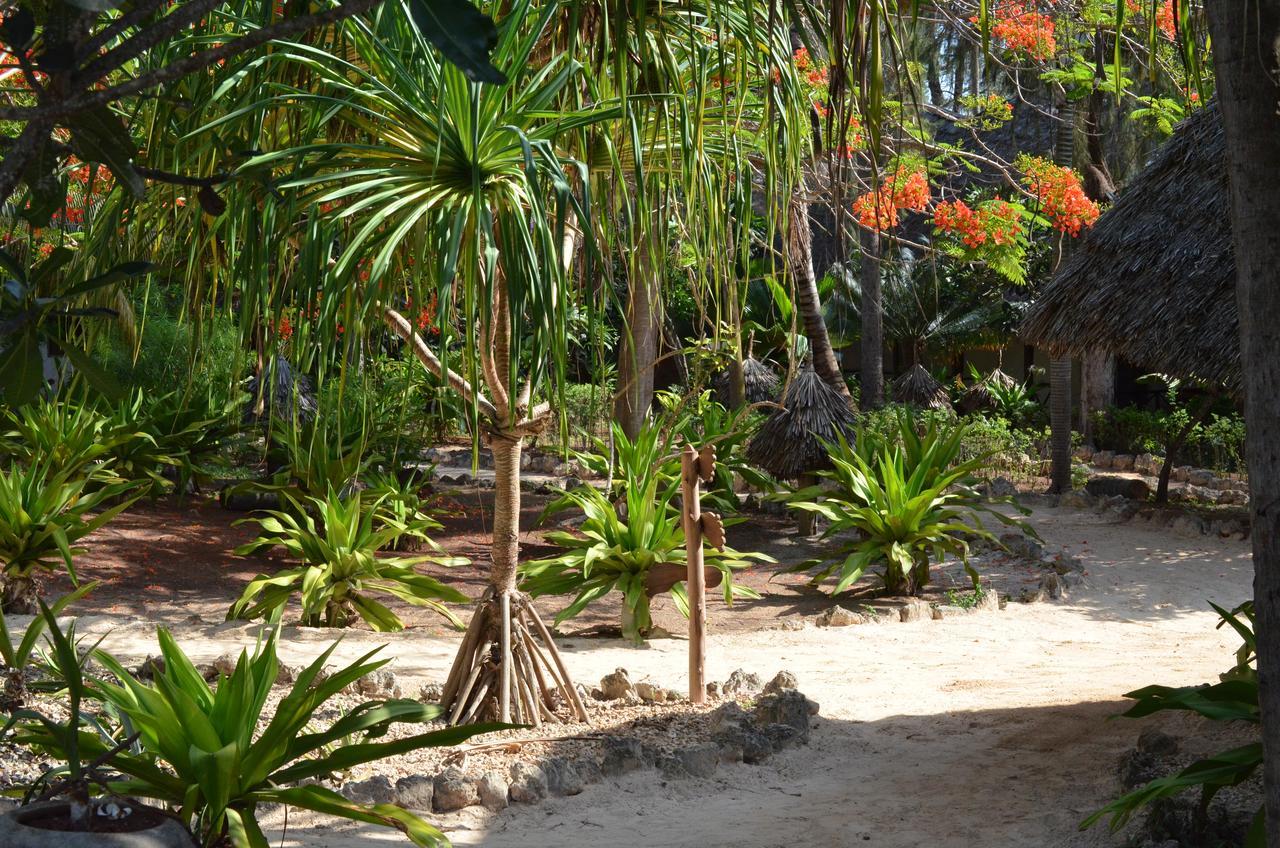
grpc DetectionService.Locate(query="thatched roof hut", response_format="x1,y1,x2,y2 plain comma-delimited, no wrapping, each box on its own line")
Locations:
712,356,781,406
746,368,857,480
1020,105,1239,393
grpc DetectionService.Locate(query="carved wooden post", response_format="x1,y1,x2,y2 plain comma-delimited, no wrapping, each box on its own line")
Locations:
682,443,721,704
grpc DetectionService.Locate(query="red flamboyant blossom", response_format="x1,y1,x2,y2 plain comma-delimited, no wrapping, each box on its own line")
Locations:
984,3,1057,62
1017,155,1100,236
933,199,1024,248
853,166,930,231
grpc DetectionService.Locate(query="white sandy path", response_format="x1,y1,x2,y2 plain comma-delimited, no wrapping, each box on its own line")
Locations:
76,506,1254,848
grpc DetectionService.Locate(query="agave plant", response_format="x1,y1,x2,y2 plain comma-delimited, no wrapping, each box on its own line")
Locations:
142,388,242,493
361,468,446,551
17,622,502,847
0,459,138,613
522,479,769,643
0,584,96,715
0,397,129,480
786,414,1031,596
229,489,467,630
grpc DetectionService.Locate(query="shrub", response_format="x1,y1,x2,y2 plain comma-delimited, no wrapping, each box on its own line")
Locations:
1090,404,1247,474
560,380,615,448
229,489,467,631
659,389,775,513
856,404,1040,481
521,480,769,642
786,414,1031,596
0,459,137,612
18,622,500,847
1083,601,1262,844
0,397,126,479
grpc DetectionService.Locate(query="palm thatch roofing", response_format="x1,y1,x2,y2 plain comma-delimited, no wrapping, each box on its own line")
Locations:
891,363,952,410
712,357,781,406
1021,105,1239,393
746,367,857,480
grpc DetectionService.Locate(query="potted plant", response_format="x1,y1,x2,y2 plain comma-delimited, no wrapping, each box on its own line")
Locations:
0,597,195,847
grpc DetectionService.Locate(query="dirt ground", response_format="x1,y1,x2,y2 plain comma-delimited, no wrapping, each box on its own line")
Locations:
44,493,1255,848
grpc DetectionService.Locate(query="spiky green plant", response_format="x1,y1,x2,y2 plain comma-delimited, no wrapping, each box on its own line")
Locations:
522,475,769,643
786,415,1031,596
230,489,467,630
0,459,137,613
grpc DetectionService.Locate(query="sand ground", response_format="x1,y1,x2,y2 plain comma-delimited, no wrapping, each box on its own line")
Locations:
61,503,1254,848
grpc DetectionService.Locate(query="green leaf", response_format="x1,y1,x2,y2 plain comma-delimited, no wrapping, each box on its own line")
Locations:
404,0,505,85
66,105,145,197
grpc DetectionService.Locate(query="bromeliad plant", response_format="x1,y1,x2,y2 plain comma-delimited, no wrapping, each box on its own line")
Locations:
361,468,446,551
786,414,1031,596
19,623,502,847
0,458,138,613
1083,601,1263,845
229,489,467,631
0,397,128,481
521,476,770,643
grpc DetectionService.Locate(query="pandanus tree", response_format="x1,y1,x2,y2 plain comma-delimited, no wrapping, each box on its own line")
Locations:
256,1,610,724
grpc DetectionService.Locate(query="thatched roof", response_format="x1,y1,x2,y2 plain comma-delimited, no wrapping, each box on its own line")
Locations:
1021,105,1239,392
244,356,317,424
746,368,857,480
712,357,781,407
891,363,952,410
958,367,1017,414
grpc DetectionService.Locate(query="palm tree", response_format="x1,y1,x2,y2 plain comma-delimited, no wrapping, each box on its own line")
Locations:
252,2,614,724
1047,98,1075,493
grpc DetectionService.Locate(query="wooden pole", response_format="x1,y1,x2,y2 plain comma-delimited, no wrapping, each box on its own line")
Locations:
682,443,706,704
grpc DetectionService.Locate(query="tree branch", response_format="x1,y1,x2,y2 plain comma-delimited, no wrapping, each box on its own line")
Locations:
382,306,498,421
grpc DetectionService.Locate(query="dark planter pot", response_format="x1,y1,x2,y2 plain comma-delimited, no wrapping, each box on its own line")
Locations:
0,801,195,848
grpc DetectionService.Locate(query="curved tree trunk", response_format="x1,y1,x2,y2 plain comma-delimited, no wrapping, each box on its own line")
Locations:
789,195,849,401
1205,6,1280,842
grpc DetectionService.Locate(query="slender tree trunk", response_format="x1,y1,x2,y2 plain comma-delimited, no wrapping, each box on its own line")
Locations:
1048,98,1076,494
859,226,883,409
614,236,660,439
488,437,523,592
789,195,849,400
1206,6,1280,843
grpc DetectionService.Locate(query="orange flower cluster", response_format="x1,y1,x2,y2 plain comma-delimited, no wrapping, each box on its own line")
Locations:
1018,156,1100,236
933,199,1023,248
407,292,440,337
1155,0,1177,39
988,4,1056,61
277,313,294,341
852,166,930,231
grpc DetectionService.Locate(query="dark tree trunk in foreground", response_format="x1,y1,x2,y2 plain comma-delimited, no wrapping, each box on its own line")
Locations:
1207,3,1280,843
859,226,883,409
789,196,849,401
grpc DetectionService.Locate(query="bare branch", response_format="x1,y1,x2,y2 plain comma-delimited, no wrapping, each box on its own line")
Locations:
382,306,498,421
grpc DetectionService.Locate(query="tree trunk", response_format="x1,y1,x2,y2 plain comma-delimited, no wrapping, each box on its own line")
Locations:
613,239,660,439
1080,350,1115,443
789,195,849,400
859,226,883,409
0,574,38,615
489,437,523,592
1206,6,1280,843
1047,98,1076,494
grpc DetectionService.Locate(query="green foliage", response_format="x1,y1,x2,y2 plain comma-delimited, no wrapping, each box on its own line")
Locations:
1082,602,1263,845
18,623,502,847
0,458,137,611
560,380,615,448
658,389,776,514
230,489,467,631
0,397,126,480
856,404,1041,481
0,584,96,714
361,468,448,552
521,480,769,643
785,414,1031,596
1090,405,1247,474
242,412,374,507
